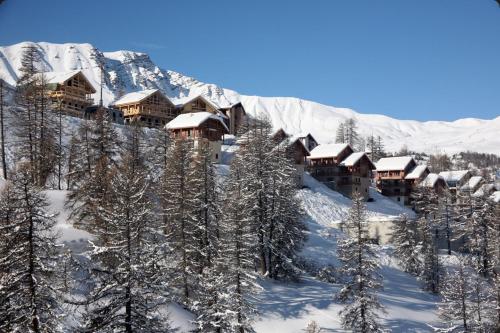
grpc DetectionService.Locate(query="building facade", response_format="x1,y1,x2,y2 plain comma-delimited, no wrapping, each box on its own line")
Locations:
41,70,96,117
112,89,177,128
166,112,228,163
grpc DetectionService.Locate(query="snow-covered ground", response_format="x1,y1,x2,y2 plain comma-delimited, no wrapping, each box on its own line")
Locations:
1,41,499,154
39,168,439,332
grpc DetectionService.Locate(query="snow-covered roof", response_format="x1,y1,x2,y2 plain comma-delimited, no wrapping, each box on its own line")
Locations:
176,94,221,111
308,143,351,159
375,156,415,172
461,176,483,191
36,70,96,92
113,89,161,105
439,170,470,182
340,152,367,167
421,173,444,188
274,135,310,155
165,112,228,132
491,191,500,203
405,165,429,180
473,183,495,197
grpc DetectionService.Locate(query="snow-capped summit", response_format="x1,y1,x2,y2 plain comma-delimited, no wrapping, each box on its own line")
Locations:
1,41,499,154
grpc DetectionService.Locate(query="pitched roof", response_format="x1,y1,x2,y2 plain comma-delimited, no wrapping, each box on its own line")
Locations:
275,135,310,156
165,112,228,132
308,143,351,159
37,70,96,92
340,152,367,167
405,165,429,180
176,94,221,111
473,183,496,197
421,173,445,188
461,176,483,191
375,156,415,172
439,170,470,182
113,89,163,105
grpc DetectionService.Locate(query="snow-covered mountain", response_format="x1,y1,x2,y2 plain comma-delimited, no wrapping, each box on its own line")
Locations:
1,41,499,155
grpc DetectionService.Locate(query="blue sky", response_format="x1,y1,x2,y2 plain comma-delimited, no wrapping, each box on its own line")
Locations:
1,0,499,121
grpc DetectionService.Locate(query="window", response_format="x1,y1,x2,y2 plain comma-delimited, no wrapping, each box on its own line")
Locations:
397,197,400,202
215,153,219,159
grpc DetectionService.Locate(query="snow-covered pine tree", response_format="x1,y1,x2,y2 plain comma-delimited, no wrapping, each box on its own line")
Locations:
219,155,258,333
161,137,198,305
439,257,495,332
188,141,221,272
375,136,385,160
266,141,307,280
237,117,275,276
417,216,441,294
81,153,173,332
304,320,322,333
66,109,118,235
0,77,7,179
390,214,421,275
336,192,385,333
0,163,63,332
335,122,345,144
147,126,171,181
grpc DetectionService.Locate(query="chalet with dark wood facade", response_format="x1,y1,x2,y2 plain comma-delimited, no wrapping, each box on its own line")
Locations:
219,102,246,135
307,143,375,200
112,89,176,128
298,133,319,152
374,156,429,206
420,173,448,194
41,70,96,117
166,112,228,163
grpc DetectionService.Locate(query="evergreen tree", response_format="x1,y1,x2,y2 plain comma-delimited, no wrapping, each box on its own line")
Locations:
161,137,198,305
390,214,421,275
335,122,345,144
336,193,385,332
418,216,441,294
81,153,173,332
0,163,63,332
0,77,7,179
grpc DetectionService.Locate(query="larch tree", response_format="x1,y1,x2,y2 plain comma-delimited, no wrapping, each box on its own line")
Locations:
161,137,198,305
390,214,421,275
0,77,7,179
417,216,441,294
0,163,64,332
336,193,385,333
81,152,173,332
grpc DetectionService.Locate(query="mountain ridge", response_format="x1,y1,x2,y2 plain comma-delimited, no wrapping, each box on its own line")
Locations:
1,41,499,154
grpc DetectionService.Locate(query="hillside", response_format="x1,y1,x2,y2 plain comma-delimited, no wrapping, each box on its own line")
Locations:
1,41,499,154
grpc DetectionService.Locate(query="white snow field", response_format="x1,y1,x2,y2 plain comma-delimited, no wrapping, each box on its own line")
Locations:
1,41,499,154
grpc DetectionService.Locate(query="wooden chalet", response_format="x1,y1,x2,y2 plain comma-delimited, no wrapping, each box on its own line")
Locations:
166,112,229,163
219,102,246,135
179,95,220,114
338,152,376,199
307,143,377,200
275,135,310,186
84,105,124,124
40,70,96,116
374,156,428,206
298,133,319,152
420,173,448,195
112,89,176,128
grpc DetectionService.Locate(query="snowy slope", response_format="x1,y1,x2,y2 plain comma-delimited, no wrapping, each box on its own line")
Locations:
1,41,499,154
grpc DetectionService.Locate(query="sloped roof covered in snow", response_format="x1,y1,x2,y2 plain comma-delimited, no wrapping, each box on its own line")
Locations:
473,183,496,197
308,143,351,159
165,112,228,132
405,165,429,180
461,176,483,191
340,152,372,168
175,94,221,110
274,135,310,155
439,170,470,182
375,156,415,172
36,70,96,92
491,191,500,203
113,89,167,105
421,173,445,188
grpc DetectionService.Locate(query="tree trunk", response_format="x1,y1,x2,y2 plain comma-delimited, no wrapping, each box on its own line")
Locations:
0,80,7,180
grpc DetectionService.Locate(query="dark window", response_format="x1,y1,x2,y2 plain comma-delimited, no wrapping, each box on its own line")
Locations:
215,153,218,159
